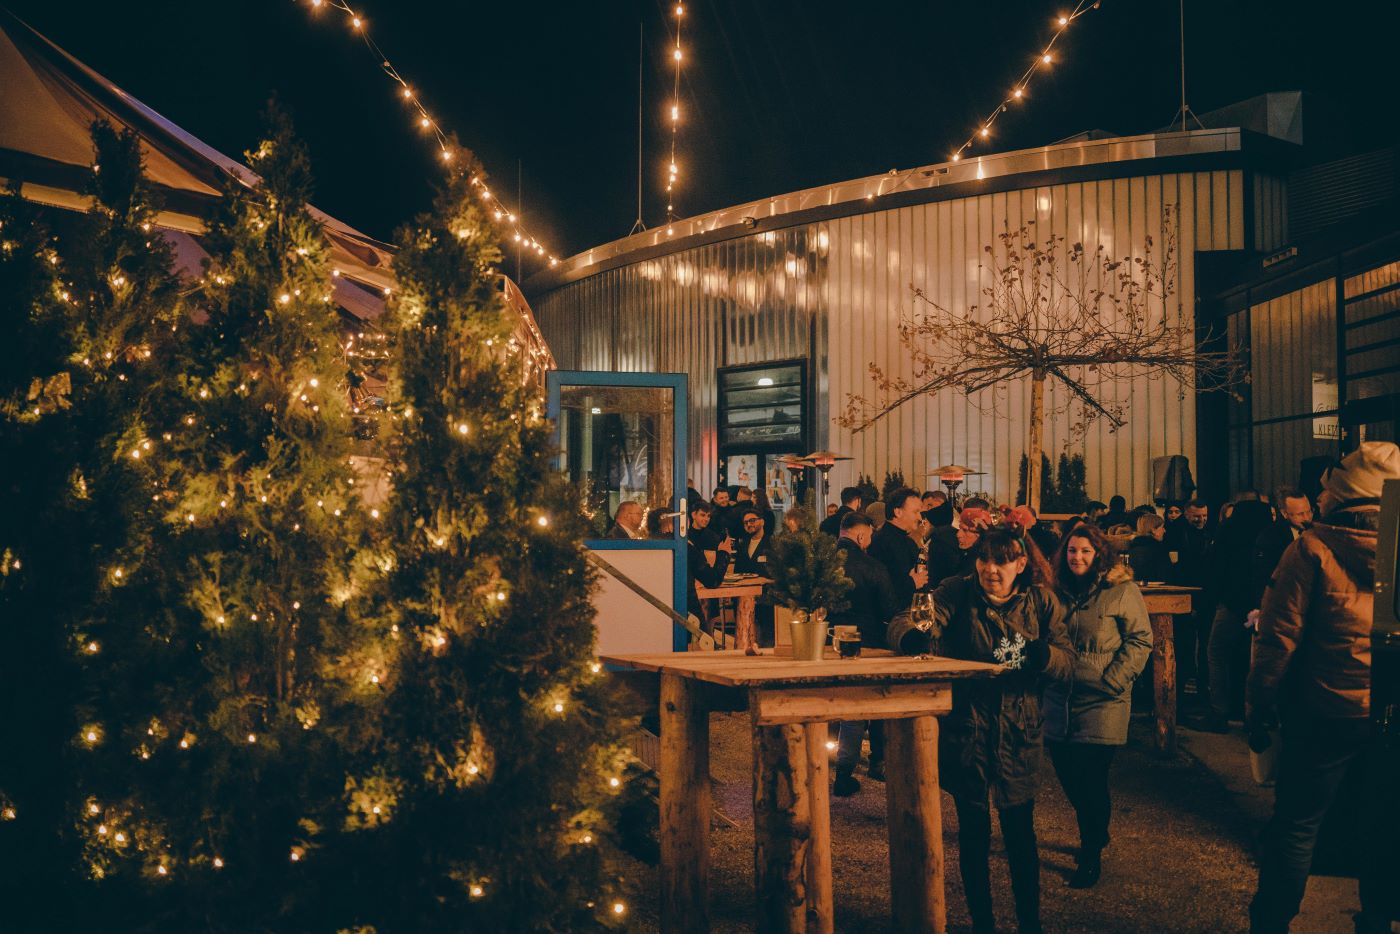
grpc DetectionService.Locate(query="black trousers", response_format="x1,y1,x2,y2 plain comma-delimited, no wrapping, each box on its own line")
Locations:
1047,741,1117,852
1250,716,1400,933
954,796,1041,933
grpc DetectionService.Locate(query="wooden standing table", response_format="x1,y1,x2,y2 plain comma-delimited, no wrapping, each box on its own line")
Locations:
603,649,1000,934
695,576,772,652
1139,585,1200,755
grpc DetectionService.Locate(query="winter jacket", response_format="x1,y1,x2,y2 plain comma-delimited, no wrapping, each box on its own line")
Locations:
1043,565,1153,745
818,504,855,537
1127,534,1172,583
1247,508,1378,721
869,521,921,610
1208,500,1275,614
1253,520,1304,602
1166,522,1211,589
926,524,961,584
828,539,898,648
889,575,1075,808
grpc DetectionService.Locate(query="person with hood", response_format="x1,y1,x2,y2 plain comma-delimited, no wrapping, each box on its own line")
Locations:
923,490,960,581
1202,494,1276,732
889,517,1074,934
1098,495,1130,531
1246,442,1400,934
1044,523,1152,888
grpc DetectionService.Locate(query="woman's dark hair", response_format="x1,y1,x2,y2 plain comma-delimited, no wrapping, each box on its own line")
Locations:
1108,495,1127,512
973,526,1051,589
1052,522,1115,589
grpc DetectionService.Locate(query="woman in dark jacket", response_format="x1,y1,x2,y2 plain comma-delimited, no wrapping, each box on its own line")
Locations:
889,522,1074,934
1044,523,1152,888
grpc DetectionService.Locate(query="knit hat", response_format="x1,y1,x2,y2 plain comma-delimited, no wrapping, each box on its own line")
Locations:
1322,441,1400,504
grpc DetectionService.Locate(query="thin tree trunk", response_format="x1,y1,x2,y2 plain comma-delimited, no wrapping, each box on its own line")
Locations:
1027,373,1046,513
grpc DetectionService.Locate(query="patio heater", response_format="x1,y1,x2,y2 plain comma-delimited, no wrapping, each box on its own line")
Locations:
805,451,853,511
926,464,985,509
777,456,814,507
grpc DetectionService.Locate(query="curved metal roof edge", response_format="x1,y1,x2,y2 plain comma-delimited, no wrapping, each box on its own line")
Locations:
526,127,1249,295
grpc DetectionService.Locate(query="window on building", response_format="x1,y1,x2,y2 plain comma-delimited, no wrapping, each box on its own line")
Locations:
717,361,806,450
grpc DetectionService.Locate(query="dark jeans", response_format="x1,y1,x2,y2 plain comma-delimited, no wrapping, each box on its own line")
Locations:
1208,605,1251,720
1250,715,1399,933
1047,741,1117,852
954,796,1041,934
834,719,884,774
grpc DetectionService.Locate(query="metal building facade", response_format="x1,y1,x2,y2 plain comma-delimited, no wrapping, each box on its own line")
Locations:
532,128,1287,506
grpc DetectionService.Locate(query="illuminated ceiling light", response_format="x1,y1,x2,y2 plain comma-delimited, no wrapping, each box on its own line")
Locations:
757,377,774,387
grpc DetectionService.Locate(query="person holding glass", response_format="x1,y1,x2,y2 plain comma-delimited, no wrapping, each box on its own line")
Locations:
888,518,1074,934
1043,523,1152,888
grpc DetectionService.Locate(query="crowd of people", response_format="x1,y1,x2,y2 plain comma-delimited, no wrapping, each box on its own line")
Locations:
601,441,1399,934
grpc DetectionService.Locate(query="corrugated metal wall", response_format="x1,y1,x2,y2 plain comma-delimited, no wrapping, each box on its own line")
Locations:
535,169,1247,505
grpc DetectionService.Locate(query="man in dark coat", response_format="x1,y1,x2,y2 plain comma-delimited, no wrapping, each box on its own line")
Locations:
1252,488,1313,601
732,507,771,575
1167,499,1214,707
819,486,863,537
830,511,900,794
923,491,961,583
869,486,928,610
1203,496,1274,730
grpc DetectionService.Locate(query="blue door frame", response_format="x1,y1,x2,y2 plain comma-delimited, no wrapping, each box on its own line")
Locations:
546,370,689,651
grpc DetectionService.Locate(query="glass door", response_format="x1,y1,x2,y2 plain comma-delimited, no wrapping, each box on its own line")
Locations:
547,371,689,653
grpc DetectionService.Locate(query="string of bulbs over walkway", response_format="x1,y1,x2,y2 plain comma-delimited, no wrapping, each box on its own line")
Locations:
303,0,561,269
950,0,1100,163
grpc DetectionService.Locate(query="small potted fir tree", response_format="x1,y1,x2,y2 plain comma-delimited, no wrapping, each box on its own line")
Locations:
765,510,852,660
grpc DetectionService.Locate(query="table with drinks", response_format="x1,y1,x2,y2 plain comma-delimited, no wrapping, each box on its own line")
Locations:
602,648,1001,934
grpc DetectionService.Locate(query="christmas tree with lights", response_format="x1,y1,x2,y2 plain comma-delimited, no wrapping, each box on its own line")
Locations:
0,122,186,926
335,146,636,930
55,111,384,929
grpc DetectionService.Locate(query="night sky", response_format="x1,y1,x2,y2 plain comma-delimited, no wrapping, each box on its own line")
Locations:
7,0,1398,270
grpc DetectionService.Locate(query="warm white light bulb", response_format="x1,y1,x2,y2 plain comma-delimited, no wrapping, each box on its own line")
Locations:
613,902,626,915
608,777,620,788
1058,15,1068,25
1042,53,1052,63
673,48,682,61
536,515,549,527
247,733,257,744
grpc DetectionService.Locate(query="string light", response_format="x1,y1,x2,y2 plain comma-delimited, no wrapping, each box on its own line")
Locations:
302,1,561,267
949,1,1099,162
665,3,686,228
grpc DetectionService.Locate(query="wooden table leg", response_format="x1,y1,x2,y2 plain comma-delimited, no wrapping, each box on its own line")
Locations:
754,721,812,934
661,672,710,934
884,715,946,934
737,595,758,655
1150,613,1177,755
803,722,833,934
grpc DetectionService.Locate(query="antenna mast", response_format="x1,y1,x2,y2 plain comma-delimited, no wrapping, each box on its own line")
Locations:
629,22,647,235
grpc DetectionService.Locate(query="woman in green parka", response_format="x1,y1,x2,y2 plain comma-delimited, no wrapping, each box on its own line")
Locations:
1044,522,1152,888
889,516,1074,934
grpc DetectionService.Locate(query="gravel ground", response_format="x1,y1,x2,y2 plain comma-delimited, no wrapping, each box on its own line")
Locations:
624,713,1264,933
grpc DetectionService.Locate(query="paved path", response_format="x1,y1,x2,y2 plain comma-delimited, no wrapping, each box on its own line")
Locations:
626,713,1362,933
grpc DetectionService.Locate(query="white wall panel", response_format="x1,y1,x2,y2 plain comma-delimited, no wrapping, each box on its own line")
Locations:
534,169,1247,507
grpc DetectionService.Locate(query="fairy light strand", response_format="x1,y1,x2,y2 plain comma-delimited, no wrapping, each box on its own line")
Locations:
950,1,1098,163
664,4,686,235
305,0,561,267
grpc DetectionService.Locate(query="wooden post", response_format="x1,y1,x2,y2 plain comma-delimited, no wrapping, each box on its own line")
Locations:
737,595,758,655
753,721,812,934
1150,613,1177,755
661,672,711,934
803,722,834,934
884,715,946,934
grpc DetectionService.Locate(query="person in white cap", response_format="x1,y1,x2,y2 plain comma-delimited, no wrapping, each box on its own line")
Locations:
1246,441,1400,934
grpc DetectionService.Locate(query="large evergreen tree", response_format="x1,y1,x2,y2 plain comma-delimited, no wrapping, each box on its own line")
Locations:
343,147,636,930
65,111,382,930
0,122,182,927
